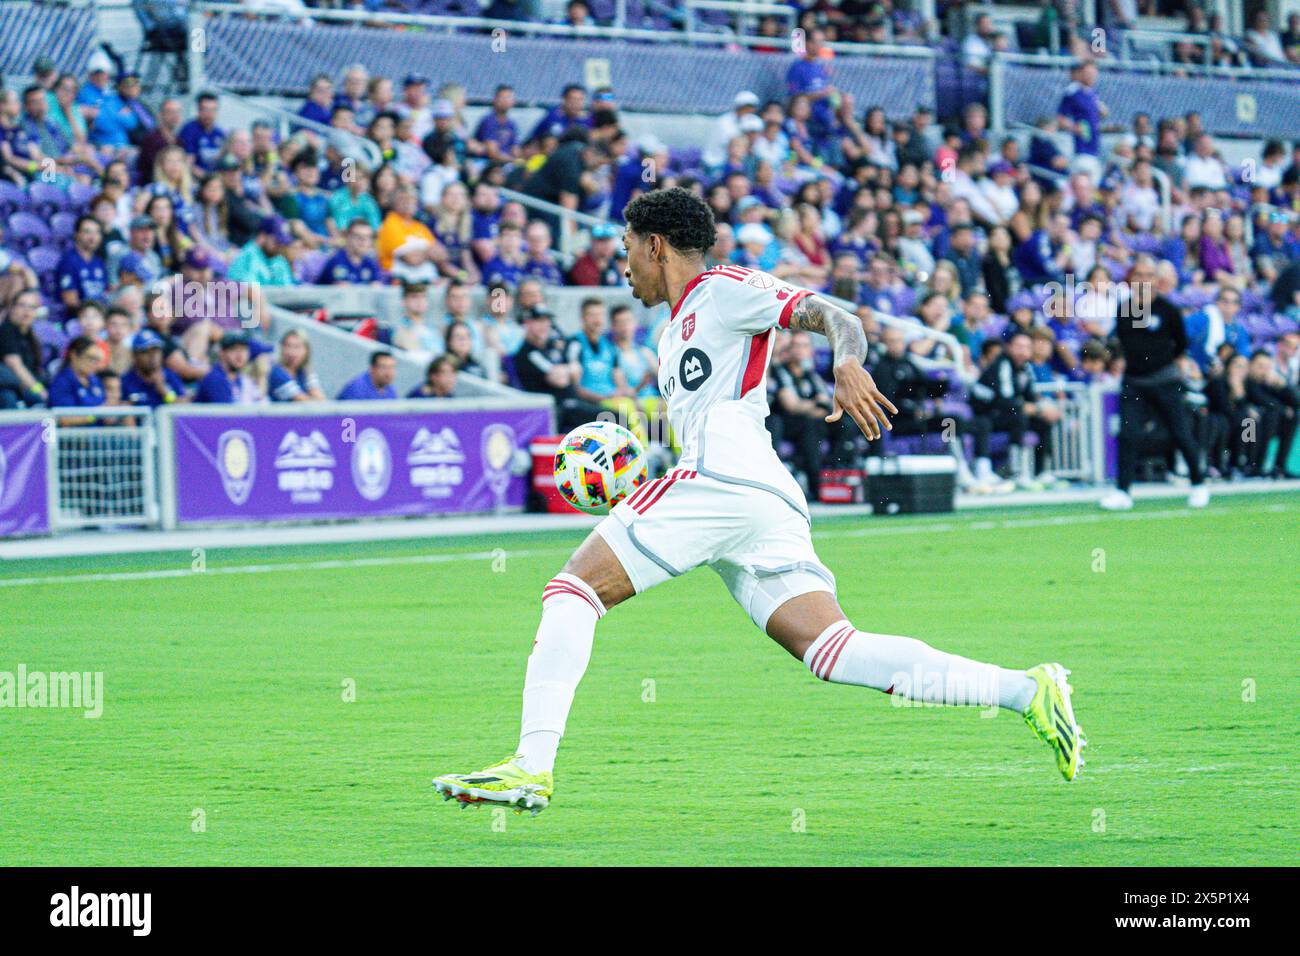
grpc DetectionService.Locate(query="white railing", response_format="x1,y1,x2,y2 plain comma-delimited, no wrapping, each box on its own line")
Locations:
45,406,160,530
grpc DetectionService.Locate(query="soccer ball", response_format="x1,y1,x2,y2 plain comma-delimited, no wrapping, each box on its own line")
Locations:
553,421,647,515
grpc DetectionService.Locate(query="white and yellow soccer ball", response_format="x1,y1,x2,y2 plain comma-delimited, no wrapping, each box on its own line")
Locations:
553,420,647,515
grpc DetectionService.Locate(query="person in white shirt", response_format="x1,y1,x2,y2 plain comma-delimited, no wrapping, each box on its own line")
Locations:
703,90,760,169
1118,158,1161,232
980,160,1020,223
1245,11,1287,64
1181,134,1229,191
961,14,997,73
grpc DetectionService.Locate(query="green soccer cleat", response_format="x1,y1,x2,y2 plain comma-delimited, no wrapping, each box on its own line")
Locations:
1023,663,1087,781
432,754,553,816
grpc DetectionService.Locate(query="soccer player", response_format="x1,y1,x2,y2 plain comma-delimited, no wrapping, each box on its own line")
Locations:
433,189,1085,814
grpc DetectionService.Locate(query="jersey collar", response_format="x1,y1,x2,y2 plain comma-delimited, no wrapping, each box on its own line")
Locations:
670,269,714,322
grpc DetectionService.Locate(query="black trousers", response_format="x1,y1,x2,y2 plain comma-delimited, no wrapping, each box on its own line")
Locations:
767,412,856,496
1117,375,1203,491
973,403,1054,472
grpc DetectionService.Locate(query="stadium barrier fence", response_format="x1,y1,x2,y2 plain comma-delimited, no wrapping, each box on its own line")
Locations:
989,51,1300,140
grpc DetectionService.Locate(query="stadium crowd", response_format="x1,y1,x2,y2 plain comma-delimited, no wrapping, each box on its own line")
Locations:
1,4,1298,493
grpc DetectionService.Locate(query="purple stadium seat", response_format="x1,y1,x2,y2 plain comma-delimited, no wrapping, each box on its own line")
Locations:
49,212,78,244
27,182,69,218
0,181,26,220
295,249,332,284
32,315,67,365
66,181,98,212
6,213,52,251
26,244,62,281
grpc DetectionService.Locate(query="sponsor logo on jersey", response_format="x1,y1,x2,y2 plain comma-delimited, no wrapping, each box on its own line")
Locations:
350,427,392,502
680,348,712,391
216,429,255,505
408,426,465,499
681,312,696,341
274,429,335,503
746,272,774,290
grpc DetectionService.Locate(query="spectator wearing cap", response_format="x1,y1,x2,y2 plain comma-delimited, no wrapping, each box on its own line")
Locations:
337,350,398,401
514,304,602,430
704,90,760,169
57,216,109,313
228,216,296,287
195,332,261,404
319,219,383,285
469,85,521,164
0,289,47,409
735,221,779,271
268,329,324,402
74,50,115,114
394,74,433,142
108,216,164,287
1252,211,1300,282
214,153,263,246
178,92,227,172
120,329,188,407
420,99,466,170
48,335,106,425
392,283,442,354
569,223,624,286
527,84,590,145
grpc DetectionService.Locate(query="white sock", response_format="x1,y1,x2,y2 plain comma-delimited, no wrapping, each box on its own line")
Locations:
804,620,1036,712
516,573,605,775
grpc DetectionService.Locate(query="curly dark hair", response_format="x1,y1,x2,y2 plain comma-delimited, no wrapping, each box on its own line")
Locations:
623,187,716,257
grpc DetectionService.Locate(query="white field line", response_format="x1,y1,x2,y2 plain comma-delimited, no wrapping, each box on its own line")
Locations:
0,500,1289,590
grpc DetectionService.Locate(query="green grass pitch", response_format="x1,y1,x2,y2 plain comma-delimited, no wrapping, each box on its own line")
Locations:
2,494,1295,865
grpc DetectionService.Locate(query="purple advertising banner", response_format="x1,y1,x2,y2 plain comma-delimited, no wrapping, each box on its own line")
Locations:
0,422,50,538
170,405,553,525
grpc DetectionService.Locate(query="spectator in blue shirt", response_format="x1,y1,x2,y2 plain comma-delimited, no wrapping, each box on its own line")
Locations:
320,220,384,285
57,216,109,312
90,71,154,149
299,74,335,128
565,298,619,406
526,84,590,144
337,351,399,400
119,330,188,407
195,332,261,404
1185,288,1252,372
48,335,105,423
178,92,227,171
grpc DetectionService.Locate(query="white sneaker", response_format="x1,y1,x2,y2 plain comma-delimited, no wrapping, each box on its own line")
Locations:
1188,486,1210,508
1099,490,1134,511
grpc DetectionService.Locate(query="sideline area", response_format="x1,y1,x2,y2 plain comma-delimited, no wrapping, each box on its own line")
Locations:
2,479,1296,561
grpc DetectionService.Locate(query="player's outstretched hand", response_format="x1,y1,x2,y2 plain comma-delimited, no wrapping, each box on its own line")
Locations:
828,363,897,441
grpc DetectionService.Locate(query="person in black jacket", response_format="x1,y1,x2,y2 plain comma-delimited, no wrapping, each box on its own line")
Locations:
1100,258,1208,509
768,331,856,498
870,325,994,484
970,330,1060,479
1245,349,1299,478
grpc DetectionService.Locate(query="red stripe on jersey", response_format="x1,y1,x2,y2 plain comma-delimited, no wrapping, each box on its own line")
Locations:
820,628,855,680
739,329,773,399
711,265,752,282
778,289,812,329
633,477,677,513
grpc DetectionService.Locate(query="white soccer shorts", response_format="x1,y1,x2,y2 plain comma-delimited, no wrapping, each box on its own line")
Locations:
595,468,836,633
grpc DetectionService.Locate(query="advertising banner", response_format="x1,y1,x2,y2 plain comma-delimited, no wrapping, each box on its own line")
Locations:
169,405,552,525
0,422,50,538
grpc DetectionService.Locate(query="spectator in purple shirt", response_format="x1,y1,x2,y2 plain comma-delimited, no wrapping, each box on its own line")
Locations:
470,85,521,163
785,27,838,137
526,84,590,144
337,350,399,400
299,74,334,128
177,92,227,171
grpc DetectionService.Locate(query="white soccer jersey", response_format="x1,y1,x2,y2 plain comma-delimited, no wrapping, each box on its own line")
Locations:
655,264,813,514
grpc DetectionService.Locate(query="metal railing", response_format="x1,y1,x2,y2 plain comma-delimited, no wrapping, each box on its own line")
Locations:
208,82,383,170
194,1,937,58
45,406,159,530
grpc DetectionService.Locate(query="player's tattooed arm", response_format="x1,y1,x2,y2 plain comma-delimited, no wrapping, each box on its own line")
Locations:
788,294,898,440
